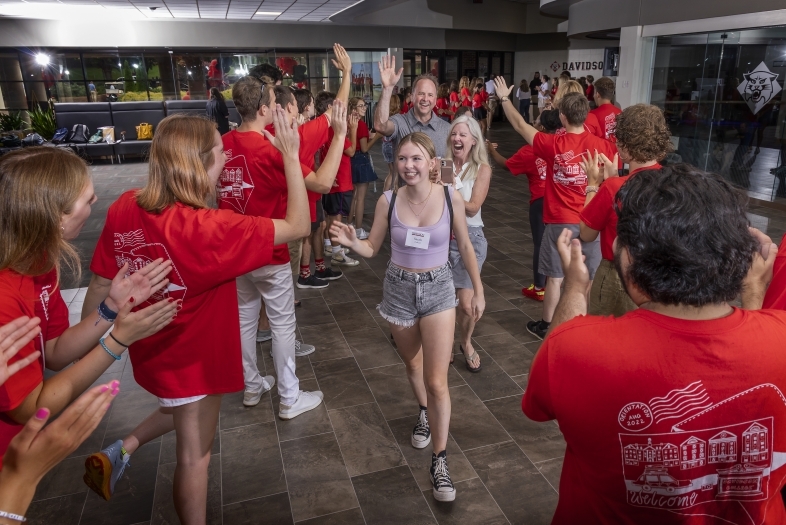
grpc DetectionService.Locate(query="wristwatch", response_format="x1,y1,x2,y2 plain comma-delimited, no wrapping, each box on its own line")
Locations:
585,186,599,194
501,96,510,102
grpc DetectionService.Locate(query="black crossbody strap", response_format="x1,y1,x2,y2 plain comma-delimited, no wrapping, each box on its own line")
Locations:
444,184,454,233
387,191,397,236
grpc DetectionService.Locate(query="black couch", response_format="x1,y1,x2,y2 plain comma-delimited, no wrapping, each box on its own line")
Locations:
164,100,208,116
54,103,115,158
110,101,165,158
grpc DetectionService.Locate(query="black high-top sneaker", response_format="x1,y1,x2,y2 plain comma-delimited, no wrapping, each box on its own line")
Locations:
430,450,456,502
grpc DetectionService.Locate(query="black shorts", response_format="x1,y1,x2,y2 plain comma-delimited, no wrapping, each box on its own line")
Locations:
323,191,352,217
473,107,487,120
311,199,325,232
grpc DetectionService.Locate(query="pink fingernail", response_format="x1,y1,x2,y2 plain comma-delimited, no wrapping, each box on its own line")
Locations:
100,385,109,393
35,408,49,419
111,387,120,396
110,380,120,389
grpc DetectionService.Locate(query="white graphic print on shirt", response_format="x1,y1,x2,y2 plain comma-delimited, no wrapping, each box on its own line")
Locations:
113,229,187,307
217,152,254,214
604,113,617,140
552,149,587,192
617,382,786,523
535,157,548,181
38,284,52,321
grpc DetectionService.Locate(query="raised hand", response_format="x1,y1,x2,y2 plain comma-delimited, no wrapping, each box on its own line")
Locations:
331,100,348,137
106,259,172,312
493,76,513,98
485,140,499,151
598,152,619,180
331,43,352,73
329,221,357,247
1,381,118,487
111,295,179,348
263,104,300,159
0,317,41,388
556,228,589,293
742,228,779,309
378,55,403,89
349,113,359,131
580,149,602,187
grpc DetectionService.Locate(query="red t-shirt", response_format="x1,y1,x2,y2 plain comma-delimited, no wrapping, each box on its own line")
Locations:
91,191,275,397
400,102,410,114
591,103,623,142
580,164,661,261
449,92,459,108
219,130,312,265
586,84,595,101
481,91,489,104
356,119,370,142
763,232,786,310
584,112,605,138
472,93,483,109
264,115,328,223
319,128,352,194
460,87,471,107
435,98,450,117
523,307,786,525
533,130,617,224
0,268,69,466
505,145,547,204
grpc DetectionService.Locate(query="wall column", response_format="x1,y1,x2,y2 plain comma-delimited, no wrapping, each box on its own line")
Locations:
615,25,656,108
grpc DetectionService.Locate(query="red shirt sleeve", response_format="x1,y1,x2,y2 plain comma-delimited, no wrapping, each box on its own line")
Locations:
532,132,556,161
505,146,531,176
763,233,786,309
356,120,369,141
299,115,329,166
44,287,69,342
579,182,614,232
521,335,555,422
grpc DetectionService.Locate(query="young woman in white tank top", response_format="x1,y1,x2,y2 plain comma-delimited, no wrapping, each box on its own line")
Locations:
330,132,485,503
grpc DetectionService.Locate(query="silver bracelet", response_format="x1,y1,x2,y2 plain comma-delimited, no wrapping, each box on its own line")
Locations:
0,510,27,522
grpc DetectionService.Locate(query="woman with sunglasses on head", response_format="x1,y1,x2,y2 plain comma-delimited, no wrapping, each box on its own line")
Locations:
330,132,485,503
82,109,310,524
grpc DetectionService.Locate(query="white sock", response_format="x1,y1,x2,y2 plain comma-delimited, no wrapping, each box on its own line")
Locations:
332,245,342,255
324,239,331,247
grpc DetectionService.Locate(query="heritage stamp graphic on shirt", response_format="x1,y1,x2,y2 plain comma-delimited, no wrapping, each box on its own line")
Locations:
113,229,187,306
617,382,786,523
535,157,548,181
604,113,617,140
38,284,52,321
552,149,588,191
218,154,254,213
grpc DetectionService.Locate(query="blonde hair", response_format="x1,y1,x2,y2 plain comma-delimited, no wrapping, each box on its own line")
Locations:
445,115,489,183
137,114,218,214
392,132,436,193
388,94,401,116
0,147,89,280
553,79,584,108
459,76,470,90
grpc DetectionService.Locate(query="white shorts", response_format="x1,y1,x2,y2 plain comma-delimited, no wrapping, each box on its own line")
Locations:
158,395,207,408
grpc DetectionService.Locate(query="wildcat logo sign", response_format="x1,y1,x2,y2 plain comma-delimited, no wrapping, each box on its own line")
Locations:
737,62,781,115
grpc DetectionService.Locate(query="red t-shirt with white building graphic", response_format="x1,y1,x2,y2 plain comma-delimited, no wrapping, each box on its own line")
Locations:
591,103,623,142
504,144,547,204
533,130,617,224
523,307,786,524
91,191,275,398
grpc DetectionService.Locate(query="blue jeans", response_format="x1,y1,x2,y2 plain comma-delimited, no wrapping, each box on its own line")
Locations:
519,99,531,124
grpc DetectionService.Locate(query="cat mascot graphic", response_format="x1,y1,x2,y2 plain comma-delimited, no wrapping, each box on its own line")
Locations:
737,62,782,115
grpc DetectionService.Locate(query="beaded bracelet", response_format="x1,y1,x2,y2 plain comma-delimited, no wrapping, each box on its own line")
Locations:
99,337,122,361
96,300,118,324
0,510,27,522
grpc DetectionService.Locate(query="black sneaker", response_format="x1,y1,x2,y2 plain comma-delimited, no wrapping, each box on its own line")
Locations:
315,267,343,281
526,320,550,340
296,275,329,289
430,451,456,502
411,408,431,449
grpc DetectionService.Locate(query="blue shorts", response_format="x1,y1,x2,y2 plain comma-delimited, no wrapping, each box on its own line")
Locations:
377,263,456,328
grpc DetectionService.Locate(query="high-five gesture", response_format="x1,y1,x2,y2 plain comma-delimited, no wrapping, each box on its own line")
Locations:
263,104,300,159
493,76,513,98
107,259,172,312
378,55,403,89
331,43,352,73
331,100,348,137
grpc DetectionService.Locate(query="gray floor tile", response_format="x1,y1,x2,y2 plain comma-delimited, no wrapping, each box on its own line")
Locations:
273,379,334,442
329,402,405,476
535,456,563,492
362,363,419,421
221,421,286,505
423,477,508,525
150,454,221,525
222,492,293,525
219,389,275,431
26,492,85,525
328,300,377,333
295,507,365,524
351,465,436,525
300,323,353,362
447,386,511,451
484,395,565,463
452,350,523,401
312,357,376,410
33,455,89,501
343,326,402,370
280,432,359,522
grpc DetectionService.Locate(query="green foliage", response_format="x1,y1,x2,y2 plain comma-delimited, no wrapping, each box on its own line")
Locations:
29,101,57,140
119,91,150,102
0,111,27,132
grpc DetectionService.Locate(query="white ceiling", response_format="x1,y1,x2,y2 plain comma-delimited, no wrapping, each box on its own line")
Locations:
0,0,363,21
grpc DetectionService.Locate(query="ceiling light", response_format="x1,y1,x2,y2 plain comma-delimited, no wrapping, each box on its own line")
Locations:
64,69,70,75
255,11,280,15
35,53,49,66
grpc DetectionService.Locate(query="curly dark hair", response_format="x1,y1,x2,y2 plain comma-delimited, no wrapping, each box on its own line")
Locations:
615,104,673,163
614,164,758,307
314,91,335,117
249,63,283,84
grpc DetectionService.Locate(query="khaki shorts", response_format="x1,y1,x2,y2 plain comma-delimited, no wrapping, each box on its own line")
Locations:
589,259,637,317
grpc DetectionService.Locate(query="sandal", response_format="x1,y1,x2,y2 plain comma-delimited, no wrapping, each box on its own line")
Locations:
460,345,482,373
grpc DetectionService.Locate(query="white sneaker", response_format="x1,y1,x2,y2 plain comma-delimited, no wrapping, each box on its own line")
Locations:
331,253,360,266
279,390,324,420
355,228,369,240
269,340,315,358
243,376,275,407
325,246,349,257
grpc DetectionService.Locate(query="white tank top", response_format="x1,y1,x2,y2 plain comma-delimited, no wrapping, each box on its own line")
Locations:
455,162,483,228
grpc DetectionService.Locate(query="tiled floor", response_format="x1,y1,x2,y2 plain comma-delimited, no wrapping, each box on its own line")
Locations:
28,123,786,525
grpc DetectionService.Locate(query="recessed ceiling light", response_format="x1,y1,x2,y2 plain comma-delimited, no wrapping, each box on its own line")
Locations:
256,11,280,15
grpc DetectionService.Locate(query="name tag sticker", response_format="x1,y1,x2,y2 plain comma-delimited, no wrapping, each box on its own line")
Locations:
405,229,431,250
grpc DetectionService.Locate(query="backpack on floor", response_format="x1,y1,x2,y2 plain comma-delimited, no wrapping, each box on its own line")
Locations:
68,124,89,144
52,127,69,144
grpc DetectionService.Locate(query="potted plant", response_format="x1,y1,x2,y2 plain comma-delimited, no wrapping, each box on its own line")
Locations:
28,97,56,141
0,111,28,139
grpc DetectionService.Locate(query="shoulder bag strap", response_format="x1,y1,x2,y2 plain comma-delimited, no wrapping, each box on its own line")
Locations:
387,191,397,236
444,185,453,234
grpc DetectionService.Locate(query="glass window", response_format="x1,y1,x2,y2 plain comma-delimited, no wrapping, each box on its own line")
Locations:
118,56,149,101
650,27,786,203
144,53,178,101
173,53,218,100
275,52,307,87
0,53,23,82
52,82,88,103
0,82,27,111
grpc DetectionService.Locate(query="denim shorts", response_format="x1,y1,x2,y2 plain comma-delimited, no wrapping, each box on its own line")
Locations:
377,263,457,327
449,226,487,289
